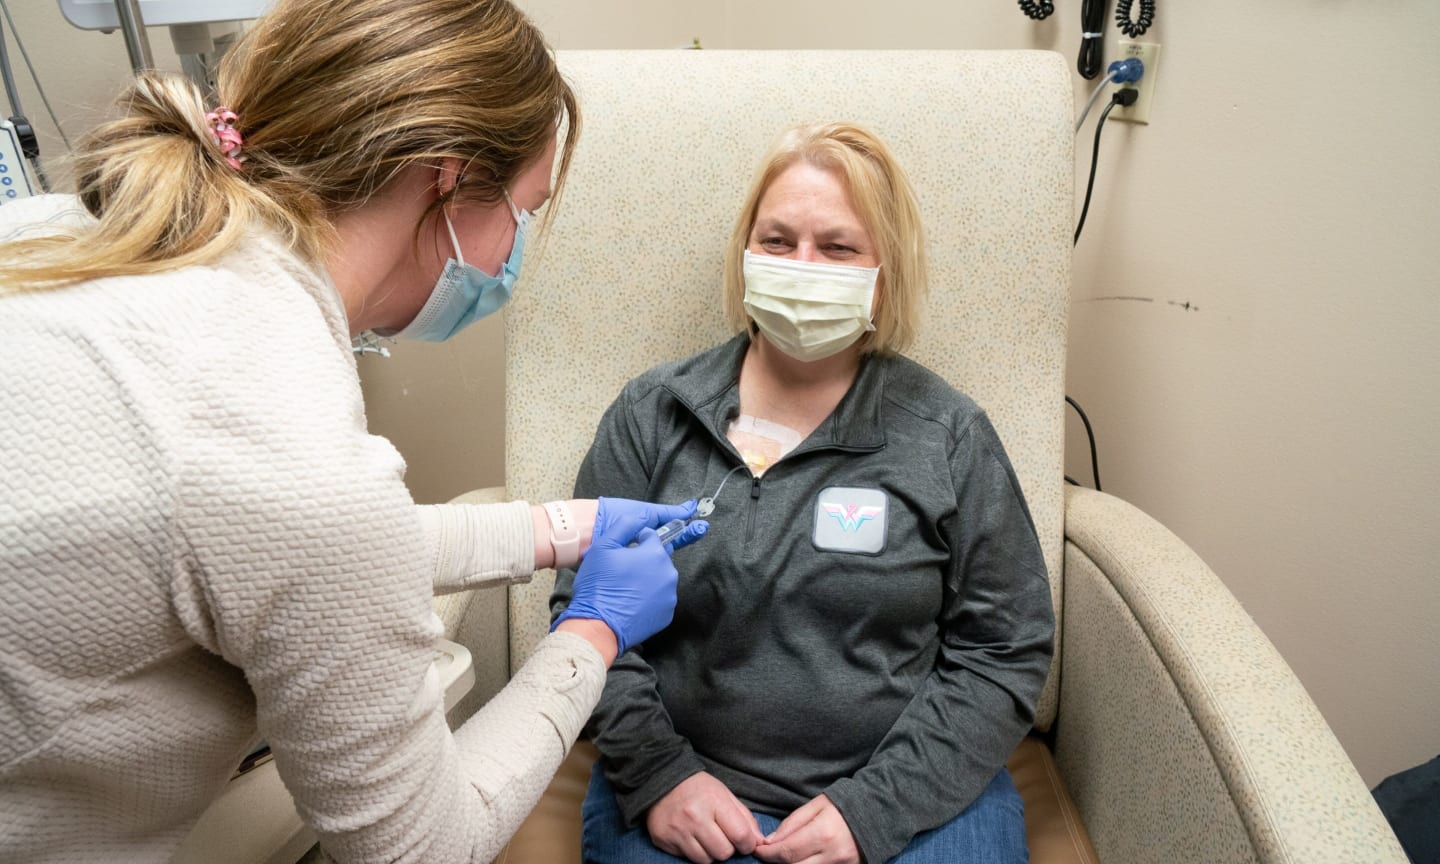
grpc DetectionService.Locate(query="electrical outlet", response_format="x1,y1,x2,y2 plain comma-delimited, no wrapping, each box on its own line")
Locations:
1113,41,1161,124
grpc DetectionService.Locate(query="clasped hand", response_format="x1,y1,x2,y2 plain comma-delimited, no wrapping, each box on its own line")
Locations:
648,776,858,864
752,794,860,864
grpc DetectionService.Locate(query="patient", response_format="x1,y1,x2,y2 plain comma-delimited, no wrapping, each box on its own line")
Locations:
552,122,1054,864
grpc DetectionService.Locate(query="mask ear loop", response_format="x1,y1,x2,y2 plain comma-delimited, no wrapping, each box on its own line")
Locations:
435,160,469,266
443,190,522,267
697,464,747,517
503,189,523,224
866,262,883,332
442,206,467,267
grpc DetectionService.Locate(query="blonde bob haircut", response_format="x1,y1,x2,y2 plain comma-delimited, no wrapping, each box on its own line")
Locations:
0,0,577,293
722,122,928,355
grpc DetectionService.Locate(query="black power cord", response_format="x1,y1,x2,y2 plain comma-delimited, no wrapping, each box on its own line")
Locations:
1115,0,1155,37
1073,87,1137,245
1064,396,1103,492
1017,0,1055,20
1077,0,1107,79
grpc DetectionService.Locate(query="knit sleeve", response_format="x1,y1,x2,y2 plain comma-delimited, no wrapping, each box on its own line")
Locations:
417,501,536,594
169,305,602,863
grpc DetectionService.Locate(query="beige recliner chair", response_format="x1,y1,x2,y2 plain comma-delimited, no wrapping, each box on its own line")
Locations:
442,49,1404,864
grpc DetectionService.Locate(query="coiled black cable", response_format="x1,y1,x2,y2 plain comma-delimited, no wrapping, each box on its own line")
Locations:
1017,0,1055,20
1078,0,1106,79
1115,0,1155,37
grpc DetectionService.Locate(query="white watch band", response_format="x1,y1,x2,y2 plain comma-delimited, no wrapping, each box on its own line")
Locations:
543,501,581,570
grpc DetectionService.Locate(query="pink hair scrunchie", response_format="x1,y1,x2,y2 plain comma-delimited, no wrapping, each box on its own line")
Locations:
204,107,244,170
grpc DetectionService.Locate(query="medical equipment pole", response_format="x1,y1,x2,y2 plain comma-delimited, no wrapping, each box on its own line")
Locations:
113,0,154,73
0,18,23,119
0,10,45,191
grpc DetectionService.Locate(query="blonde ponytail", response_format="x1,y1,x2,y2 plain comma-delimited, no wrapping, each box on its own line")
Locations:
0,73,286,292
0,0,577,295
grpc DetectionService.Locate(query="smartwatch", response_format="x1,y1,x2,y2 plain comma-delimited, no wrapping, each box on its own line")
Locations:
543,501,581,570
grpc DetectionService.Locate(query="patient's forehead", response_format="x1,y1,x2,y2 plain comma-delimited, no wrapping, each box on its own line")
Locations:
753,163,870,241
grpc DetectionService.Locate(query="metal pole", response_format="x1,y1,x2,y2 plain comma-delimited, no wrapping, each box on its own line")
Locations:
0,14,26,117
0,15,46,191
113,0,153,73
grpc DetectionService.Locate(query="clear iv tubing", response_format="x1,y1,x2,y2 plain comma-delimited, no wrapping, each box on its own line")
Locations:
698,464,748,516
652,464,747,545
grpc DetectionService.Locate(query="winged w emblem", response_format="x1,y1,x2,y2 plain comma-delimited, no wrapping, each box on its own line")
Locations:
821,502,884,533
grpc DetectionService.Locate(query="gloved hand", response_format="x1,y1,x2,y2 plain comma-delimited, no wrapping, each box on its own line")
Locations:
595,496,708,555
552,498,704,654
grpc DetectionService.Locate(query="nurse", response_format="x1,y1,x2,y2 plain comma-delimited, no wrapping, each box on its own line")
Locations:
0,0,698,861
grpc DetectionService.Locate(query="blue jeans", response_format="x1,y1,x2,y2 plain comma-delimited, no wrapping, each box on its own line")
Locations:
581,761,1028,864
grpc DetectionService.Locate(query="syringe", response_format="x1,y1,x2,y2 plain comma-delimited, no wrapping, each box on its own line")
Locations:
627,517,706,550
654,518,690,546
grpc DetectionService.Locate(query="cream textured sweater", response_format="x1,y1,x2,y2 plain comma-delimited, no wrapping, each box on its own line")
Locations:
0,196,605,863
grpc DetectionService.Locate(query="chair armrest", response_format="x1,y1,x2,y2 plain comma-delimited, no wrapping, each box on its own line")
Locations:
434,637,477,714
1055,486,1404,864
446,486,513,507
432,486,513,724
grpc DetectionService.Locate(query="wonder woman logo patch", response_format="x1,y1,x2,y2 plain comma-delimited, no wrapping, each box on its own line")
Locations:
812,486,888,554
822,503,884,533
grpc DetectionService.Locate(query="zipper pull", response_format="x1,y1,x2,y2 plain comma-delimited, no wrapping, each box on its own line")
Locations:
750,477,761,499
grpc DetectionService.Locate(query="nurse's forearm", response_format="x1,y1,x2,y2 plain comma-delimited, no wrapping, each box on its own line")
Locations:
530,499,599,570
554,617,619,666
419,501,535,593
531,505,554,569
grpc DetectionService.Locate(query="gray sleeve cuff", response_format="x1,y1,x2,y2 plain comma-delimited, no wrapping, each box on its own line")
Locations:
823,776,894,864
608,748,708,829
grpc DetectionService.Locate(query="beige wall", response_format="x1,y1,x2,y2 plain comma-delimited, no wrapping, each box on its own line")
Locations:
9,1,1436,789
1054,2,1440,795
2,9,183,184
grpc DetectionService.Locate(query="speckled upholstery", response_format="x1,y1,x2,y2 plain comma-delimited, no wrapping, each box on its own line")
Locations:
1059,487,1406,862
444,49,1405,864
507,49,1072,726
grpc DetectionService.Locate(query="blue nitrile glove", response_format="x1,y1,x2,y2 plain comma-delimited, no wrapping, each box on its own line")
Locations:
552,498,704,654
594,497,708,554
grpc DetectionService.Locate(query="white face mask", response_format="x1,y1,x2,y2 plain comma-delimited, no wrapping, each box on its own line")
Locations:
741,250,880,362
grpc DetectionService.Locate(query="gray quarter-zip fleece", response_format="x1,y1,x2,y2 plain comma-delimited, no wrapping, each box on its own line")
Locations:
552,334,1053,864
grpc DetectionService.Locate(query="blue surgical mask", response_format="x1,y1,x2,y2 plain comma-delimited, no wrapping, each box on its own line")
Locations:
394,191,529,342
